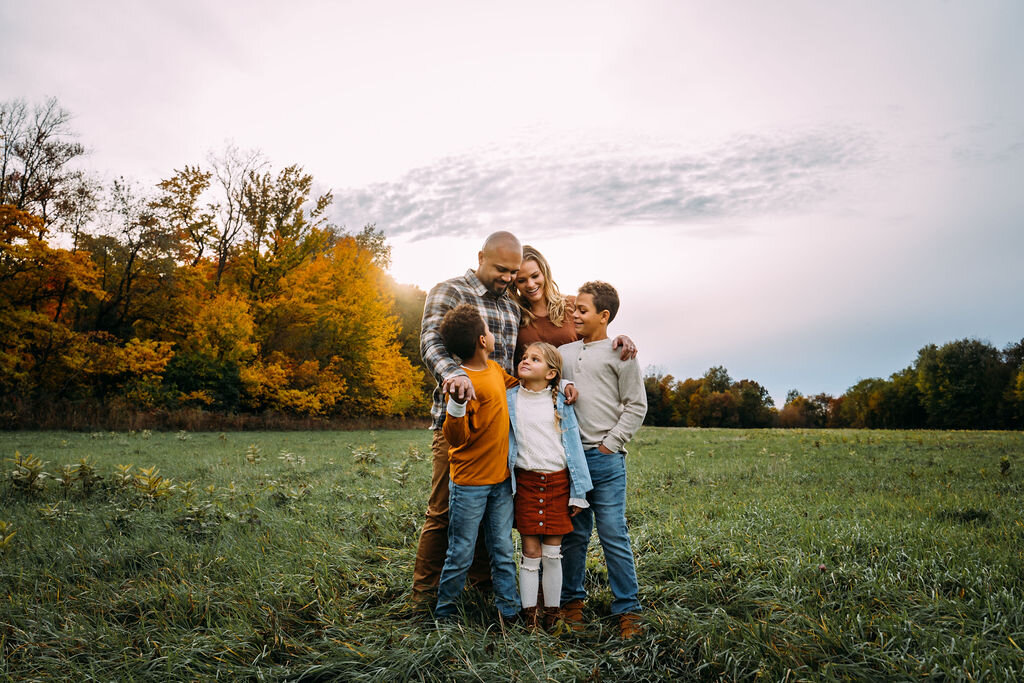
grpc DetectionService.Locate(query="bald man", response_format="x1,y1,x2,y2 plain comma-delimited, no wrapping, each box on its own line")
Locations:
412,231,524,605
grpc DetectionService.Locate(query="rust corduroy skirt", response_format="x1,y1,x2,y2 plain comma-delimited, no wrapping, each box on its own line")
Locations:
513,467,572,535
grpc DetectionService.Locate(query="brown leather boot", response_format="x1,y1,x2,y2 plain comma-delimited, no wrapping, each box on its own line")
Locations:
560,599,585,632
521,606,540,631
618,612,643,639
542,606,560,632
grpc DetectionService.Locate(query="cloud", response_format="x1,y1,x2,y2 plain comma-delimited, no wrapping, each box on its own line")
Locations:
331,128,877,240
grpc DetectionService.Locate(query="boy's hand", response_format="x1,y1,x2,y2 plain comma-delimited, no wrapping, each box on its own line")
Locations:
569,505,582,517
564,383,578,404
443,375,476,403
612,334,637,360
597,444,614,454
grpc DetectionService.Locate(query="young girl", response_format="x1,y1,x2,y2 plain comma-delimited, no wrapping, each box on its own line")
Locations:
507,341,593,630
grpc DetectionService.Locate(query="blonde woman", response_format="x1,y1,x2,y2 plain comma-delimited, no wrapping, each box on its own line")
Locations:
512,245,636,364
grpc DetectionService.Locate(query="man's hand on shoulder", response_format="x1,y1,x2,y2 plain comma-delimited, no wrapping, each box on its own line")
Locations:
443,375,476,403
563,383,578,405
612,334,637,361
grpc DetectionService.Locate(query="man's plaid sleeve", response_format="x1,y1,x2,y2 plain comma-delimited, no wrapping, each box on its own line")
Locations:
419,280,466,383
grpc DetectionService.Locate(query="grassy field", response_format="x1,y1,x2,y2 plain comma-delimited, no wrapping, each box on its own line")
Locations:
1,428,1022,681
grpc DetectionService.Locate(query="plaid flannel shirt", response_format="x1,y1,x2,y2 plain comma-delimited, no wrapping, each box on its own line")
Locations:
421,269,521,429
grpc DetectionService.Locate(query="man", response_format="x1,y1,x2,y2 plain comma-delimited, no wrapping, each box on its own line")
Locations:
412,231,523,604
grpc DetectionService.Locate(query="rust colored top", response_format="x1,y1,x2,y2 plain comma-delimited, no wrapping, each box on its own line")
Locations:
442,360,519,485
514,295,577,365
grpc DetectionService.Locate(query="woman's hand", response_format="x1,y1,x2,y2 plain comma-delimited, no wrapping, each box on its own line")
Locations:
569,505,582,517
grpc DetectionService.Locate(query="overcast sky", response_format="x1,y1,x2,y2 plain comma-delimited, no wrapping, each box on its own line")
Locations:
3,0,1023,405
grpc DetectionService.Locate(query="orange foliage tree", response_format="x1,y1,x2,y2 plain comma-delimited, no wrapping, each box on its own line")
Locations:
0,205,103,402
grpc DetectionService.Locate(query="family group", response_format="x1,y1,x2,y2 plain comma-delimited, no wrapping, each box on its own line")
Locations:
411,232,648,638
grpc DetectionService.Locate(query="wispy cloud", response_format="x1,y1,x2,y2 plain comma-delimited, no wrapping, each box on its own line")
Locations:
331,128,876,240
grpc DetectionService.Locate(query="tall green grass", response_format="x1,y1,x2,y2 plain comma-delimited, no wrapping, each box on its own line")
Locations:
1,428,1021,681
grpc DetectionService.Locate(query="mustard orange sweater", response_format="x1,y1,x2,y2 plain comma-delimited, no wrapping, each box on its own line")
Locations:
443,360,519,485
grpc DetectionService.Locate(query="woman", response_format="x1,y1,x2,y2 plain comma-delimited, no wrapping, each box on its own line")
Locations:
511,245,578,365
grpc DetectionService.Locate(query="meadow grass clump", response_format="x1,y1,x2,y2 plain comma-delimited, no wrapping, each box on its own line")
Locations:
0,427,1022,680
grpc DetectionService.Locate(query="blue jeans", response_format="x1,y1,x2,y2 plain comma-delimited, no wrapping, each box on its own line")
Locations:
560,449,640,614
435,478,520,619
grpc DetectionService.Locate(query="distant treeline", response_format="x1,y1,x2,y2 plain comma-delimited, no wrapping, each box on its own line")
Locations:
1,97,431,429
645,337,1024,430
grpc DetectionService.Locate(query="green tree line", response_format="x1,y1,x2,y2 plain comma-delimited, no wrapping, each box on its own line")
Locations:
1,97,430,428
645,337,1024,429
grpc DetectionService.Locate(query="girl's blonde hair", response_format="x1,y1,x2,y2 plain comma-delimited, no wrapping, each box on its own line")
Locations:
524,341,563,430
512,245,569,327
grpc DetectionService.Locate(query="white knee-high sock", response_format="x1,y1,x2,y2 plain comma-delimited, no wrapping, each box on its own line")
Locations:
541,544,562,608
520,555,541,608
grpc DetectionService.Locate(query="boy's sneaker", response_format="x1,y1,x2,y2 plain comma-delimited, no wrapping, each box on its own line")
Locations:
560,599,586,632
618,612,643,639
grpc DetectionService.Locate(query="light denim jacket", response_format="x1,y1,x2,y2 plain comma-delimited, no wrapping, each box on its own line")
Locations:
507,387,593,507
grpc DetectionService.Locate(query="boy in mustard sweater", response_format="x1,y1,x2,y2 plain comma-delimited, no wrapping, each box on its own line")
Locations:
434,304,521,622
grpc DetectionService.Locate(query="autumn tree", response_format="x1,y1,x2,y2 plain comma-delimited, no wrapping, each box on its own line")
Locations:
355,223,392,269
387,277,433,407
235,164,333,304
1000,339,1024,427
836,377,888,428
153,166,216,267
0,205,102,402
642,368,775,427
78,178,184,338
0,98,88,233
778,391,833,428
735,379,775,427
673,377,700,426
207,145,264,287
643,372,680,426
703,365,732,394
242,235,423,416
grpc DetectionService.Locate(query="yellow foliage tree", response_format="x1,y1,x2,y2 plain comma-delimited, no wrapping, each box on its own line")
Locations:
115,338,175,407
188,293,257,363
241,236,423,416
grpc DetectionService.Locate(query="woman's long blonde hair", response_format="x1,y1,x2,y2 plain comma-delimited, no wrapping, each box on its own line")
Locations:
512,245,569,327
523,341,564,430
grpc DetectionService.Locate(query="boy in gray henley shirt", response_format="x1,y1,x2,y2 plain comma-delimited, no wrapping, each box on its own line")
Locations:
557,280,647,639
